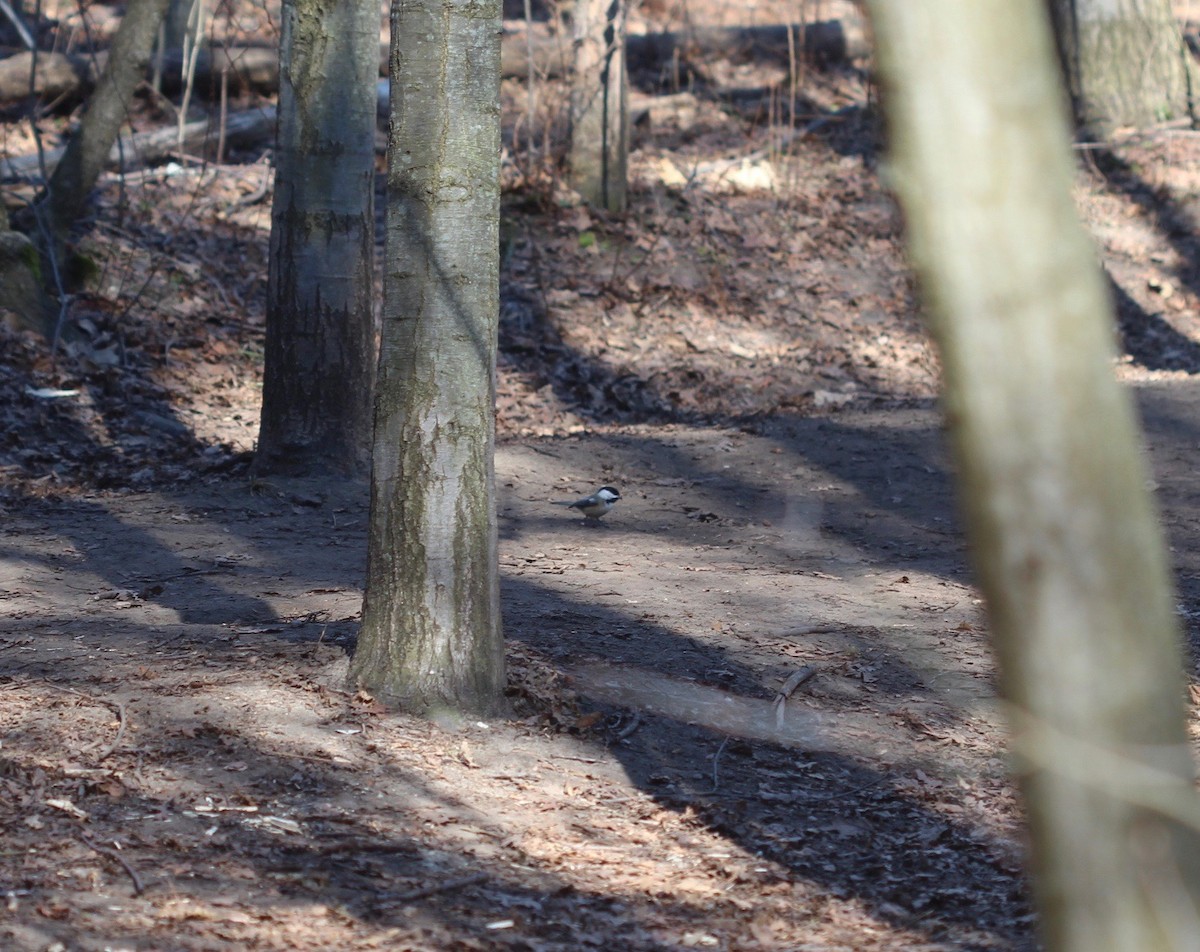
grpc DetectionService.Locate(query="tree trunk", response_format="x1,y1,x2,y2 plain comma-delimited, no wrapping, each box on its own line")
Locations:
1048,0,1194,137
865,0,1200,948
350,0,506,715
569,0,629,212
161,0,203,54
0,202,53,337
255,0,377,476
41,0,170,237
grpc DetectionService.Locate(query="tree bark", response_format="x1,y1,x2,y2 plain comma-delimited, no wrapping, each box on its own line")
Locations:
41,0,170,237
865,0,1200,948
569,0,629,212
351,0,506,714
254,0,377,476
0,202,53,337
1048,0,1194,137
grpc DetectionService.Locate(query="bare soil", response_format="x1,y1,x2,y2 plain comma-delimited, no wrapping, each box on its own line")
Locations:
6,6,1200,950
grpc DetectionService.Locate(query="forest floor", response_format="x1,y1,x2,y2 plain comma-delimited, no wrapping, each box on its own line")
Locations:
8,3,1200,950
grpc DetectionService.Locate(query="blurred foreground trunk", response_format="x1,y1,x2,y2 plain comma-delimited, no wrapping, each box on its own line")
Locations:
864,0,1200,948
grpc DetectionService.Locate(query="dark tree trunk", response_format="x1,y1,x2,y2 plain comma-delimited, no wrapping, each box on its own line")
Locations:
254,0,377,476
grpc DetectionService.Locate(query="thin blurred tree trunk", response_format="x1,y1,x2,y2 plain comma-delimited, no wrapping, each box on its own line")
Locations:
865,0,1200,948
254,0,377,475
40,0,169,238
569,0,628,212
1047,0,1194,137
350,0,506,714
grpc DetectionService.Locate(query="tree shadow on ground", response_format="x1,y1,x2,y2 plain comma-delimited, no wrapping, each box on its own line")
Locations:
1089,146,1200,372
0,399,1036,948
1110,272,1200,371
1131,385,1200,662
0,583,1030,950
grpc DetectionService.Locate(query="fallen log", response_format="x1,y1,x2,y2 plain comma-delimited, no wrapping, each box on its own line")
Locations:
152,45,279,95
629,20,871,69
0,45,277,105
498,18,870,80
0,51,90,103
0,17,867,105
0,104,276,181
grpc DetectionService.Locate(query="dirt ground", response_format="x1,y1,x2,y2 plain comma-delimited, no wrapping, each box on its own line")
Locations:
8,5,1200,951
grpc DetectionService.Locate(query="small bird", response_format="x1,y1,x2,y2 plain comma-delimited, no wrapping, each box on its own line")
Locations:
553,486,621,522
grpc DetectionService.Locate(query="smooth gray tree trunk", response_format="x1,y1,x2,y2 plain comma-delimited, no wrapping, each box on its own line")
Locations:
1048,0,1193,136
865,0,1200,947
255,0,377,475
569,0,628,212
42,0,169,236
350,0,506,715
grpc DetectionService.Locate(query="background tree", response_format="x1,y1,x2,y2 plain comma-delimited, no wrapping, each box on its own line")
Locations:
254,0,378,476
38,0,169,239
160,0,203,57
1048,0,1194,136
865,0,1200,947
350,0,506,714
569,0,629,212
0,202,52,337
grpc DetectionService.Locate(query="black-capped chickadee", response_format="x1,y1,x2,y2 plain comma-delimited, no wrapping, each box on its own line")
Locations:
553,486,621,521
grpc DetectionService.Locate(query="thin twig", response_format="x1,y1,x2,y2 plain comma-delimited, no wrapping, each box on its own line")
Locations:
0,0,33,49
77,834,144,896
773,664,818,729
393,872,488,903
44,685,130,761
699,736,730,795
615,712,642,741
795,774,889,802
94,700,128,761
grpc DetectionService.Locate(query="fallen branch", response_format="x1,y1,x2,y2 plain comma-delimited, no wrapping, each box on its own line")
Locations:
0,45,279,105
0,51,89,103
625,19,871,73
0,105,277,182
5,19,868,108
498,18,870,80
